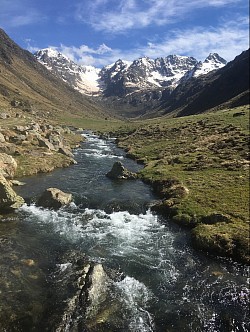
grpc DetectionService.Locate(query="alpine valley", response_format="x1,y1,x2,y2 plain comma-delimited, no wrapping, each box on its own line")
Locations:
0,27,249,332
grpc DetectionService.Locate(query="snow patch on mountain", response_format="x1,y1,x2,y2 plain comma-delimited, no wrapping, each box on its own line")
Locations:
35,48,103,96
76,66,103,95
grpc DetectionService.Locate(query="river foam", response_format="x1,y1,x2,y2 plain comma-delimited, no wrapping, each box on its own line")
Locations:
13,133,249,332
19,204,174,270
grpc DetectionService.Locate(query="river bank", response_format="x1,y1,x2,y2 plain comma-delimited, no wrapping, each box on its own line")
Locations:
1,132,248,331
0,118,84,211
111,106,249,264
1,106,249,263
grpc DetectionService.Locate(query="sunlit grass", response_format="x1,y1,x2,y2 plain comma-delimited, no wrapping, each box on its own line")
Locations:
112,106,250,262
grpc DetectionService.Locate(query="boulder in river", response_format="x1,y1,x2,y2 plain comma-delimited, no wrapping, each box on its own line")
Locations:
106,161,137,180
37,188,72,209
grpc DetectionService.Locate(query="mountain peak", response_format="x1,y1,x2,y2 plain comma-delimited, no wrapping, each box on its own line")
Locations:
34,47,228,106
205,53,227,65
35,48,72,63
180,53,227,82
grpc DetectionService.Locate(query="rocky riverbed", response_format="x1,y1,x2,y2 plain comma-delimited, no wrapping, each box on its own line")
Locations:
0,120,83,212
0,132,248,331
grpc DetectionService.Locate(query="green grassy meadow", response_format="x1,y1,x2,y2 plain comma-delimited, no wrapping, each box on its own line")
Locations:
110,106,249,262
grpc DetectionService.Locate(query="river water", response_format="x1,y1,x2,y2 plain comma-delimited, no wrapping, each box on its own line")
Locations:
0,133,249,331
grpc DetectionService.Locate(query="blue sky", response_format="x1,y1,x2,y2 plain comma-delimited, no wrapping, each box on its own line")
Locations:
0,0,249,67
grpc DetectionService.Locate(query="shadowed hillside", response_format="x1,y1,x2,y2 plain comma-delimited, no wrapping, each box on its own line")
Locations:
157,49,249,117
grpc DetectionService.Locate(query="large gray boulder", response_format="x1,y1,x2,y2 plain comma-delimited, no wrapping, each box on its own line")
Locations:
37,188,72,209
0,175,24,210
106,161,137,180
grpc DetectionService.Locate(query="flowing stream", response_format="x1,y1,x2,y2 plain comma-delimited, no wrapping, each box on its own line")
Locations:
0,132,249,331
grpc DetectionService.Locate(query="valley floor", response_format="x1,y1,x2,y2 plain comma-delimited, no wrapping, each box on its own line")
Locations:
0,105,249,263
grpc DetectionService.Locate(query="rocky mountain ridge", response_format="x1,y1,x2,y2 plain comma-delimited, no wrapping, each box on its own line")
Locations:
35,49,227,100
35,48,102,96
159,48,250,117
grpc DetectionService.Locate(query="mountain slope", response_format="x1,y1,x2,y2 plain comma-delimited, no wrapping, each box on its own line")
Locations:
0,29,107,122
35,49,103,96
35,49,227,118
158,49,249,117
99,55,199,97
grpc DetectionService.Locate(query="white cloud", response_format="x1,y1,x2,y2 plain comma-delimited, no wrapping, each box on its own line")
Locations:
41,43,114,66
145,29,247,61
135,16,249,61
41,16,248,67
76,0,242,33
25,39,40,53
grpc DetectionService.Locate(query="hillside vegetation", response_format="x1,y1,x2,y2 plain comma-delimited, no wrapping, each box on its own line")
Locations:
113,106,249,263
0,28,110,123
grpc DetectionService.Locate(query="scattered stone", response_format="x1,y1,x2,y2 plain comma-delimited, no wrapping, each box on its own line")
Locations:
11,99,22,107
10,180,26,186
58,146,74,158
37,188,72,209
14,125,29,133
10,134,26,144
0,112,9,119
233,111,245,117
37,137,56,150
106,161,137,180
0,142,16,154
21,259,35,266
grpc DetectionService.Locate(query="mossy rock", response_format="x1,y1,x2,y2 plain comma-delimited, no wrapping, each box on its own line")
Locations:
151,198,179,218
164,184,189,199
200,213,232,225
191,223,249,263
172,213,197,228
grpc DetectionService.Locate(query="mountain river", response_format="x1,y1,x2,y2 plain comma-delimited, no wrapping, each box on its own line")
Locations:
0,132,249,331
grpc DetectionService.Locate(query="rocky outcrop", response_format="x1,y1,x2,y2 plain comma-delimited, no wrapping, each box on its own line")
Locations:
106,161,137,180
0,174,24,210
0,153,17,178
86,264,110,319
0,122,82,177
0,123,77,157
37,188,72,209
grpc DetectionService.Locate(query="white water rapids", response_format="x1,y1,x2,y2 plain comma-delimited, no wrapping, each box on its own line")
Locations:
10,132,249,332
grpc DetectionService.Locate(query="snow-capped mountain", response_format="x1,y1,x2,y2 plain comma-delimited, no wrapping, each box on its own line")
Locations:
35,49,103,96
181,53,228,82
99,55,199,97
34,49,227,102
